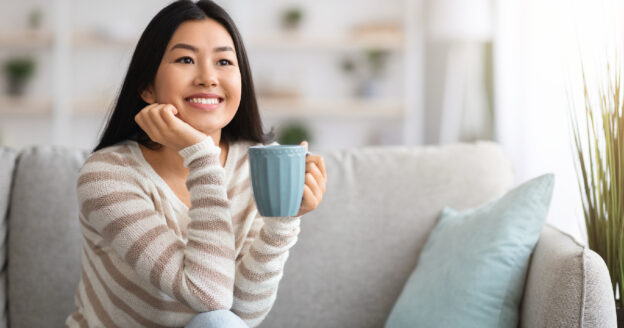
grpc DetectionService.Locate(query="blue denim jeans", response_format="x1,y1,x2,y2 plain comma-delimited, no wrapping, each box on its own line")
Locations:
184,310,248,328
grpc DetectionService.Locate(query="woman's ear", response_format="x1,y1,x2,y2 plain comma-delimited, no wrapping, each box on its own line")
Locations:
140,85,156,104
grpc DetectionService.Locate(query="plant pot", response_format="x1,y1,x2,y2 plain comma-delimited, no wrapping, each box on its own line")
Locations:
618,307,624,327
6,78,27,96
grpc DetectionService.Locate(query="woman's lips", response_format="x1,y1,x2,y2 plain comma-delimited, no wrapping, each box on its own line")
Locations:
184,97,223,111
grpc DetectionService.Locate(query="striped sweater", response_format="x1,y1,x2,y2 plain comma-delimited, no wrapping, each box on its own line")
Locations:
65,137,301,328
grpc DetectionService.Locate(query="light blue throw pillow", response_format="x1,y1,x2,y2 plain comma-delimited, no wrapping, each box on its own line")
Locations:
385,174,555,328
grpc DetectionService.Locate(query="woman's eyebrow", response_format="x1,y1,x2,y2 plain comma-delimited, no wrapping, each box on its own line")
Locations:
169,43,234,53
213,46,235,53
170,43,198,52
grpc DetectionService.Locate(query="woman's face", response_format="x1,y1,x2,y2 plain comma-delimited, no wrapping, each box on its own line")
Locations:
141,19,242,139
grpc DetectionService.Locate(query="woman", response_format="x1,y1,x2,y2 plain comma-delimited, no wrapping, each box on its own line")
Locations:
65,1,327,327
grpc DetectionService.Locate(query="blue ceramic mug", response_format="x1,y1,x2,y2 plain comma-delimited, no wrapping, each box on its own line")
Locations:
248,145,307,217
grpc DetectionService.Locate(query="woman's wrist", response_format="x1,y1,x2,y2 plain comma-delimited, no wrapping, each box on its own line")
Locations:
262,216,301,235
178,137,221,168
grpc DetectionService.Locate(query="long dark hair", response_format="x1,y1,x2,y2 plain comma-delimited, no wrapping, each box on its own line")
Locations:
93,0,273,152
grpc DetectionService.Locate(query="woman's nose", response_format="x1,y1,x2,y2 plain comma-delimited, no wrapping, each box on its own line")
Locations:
194,63,218,87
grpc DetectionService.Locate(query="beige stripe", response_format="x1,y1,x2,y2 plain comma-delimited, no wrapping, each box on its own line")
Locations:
234,153,248,172
247,220,261,239
188,156,219,170
185,273,228,310
188,220,232,233
101,209,153,241
238,260,280,283
259,229,296,248
249,247,282,263
187,240,234,259
227,181,251,204
233,285,275,302
81,266,118,328
76,288,84,307
172,266,191,308
79,216,99,237
84,238,194,314
153,186,183,238
185,258,234,287
117,146,132,155
84,251,169,328
191,196,230,210
125,225,170,267
231,199,254,227
78,171,137,188
88,152,143,171
232,305,272,320
70,311,89,328
82,192,144,216
187,173,225,190
150,240,183,289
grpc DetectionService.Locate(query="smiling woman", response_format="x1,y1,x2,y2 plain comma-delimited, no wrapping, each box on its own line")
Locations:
139,19,242,142
65,1,328,328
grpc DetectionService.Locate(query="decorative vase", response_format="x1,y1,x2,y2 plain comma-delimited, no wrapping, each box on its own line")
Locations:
618,307,624,327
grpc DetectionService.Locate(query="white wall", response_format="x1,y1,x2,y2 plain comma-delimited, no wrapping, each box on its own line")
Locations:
494,0,624,243
0,0,413,152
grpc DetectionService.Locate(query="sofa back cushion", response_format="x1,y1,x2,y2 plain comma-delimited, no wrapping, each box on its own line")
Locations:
7,146,88,328
262,141,513,328
4,142,513,328
0,148,17,328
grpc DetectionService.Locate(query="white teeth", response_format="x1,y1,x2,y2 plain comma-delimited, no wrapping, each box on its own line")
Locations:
188,98,220,105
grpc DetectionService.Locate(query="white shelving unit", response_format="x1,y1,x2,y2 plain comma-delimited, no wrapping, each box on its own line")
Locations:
0,0,425,149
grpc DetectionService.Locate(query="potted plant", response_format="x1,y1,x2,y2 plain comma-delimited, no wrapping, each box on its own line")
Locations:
3,57,36,96
359,49,389,97
339,49,390,99
570,62,623,325
281,7,303,31
278,123,312,145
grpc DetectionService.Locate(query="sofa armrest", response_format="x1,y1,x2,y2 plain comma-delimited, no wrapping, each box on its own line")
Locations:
520,224,616,328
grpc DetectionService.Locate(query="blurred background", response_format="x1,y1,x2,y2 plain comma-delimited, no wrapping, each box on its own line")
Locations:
1,0,622,242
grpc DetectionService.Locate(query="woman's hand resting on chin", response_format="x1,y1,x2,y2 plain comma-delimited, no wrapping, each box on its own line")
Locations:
297,141,327,217
134,103,208,151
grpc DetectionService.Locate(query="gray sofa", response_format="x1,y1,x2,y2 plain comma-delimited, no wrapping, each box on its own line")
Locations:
0,142,616,327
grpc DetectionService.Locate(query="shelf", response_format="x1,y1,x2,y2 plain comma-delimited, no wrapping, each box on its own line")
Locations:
1,31,402,52
258,97,403,119
72,97,113,116
247,32,403,51
0,94,402,120
0,97,52,115
72,32,138,48
0,30,53,49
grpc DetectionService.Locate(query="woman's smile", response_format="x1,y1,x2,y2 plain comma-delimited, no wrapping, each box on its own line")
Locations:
184,92,224,111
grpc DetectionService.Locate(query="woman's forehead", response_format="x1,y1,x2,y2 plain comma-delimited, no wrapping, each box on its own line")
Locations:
168,19,235,51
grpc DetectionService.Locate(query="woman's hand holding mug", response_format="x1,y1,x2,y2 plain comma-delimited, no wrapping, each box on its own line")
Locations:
297,141,327,216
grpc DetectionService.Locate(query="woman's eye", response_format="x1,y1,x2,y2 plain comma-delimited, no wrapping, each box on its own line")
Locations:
176,57,193,64
217,59,232,66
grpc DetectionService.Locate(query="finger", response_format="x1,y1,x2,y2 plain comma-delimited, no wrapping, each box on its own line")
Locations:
306,162,325,192
317,156,327,179
149,105,169,130
142,105,167,140
141,103,160,112
300,184,316,211
160,105,180,127
300,140,309,152
305,172,323,201
306,155,327,179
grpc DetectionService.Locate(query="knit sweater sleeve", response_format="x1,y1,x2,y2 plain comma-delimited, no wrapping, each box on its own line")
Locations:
78,137,235,312
230,206,301,327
